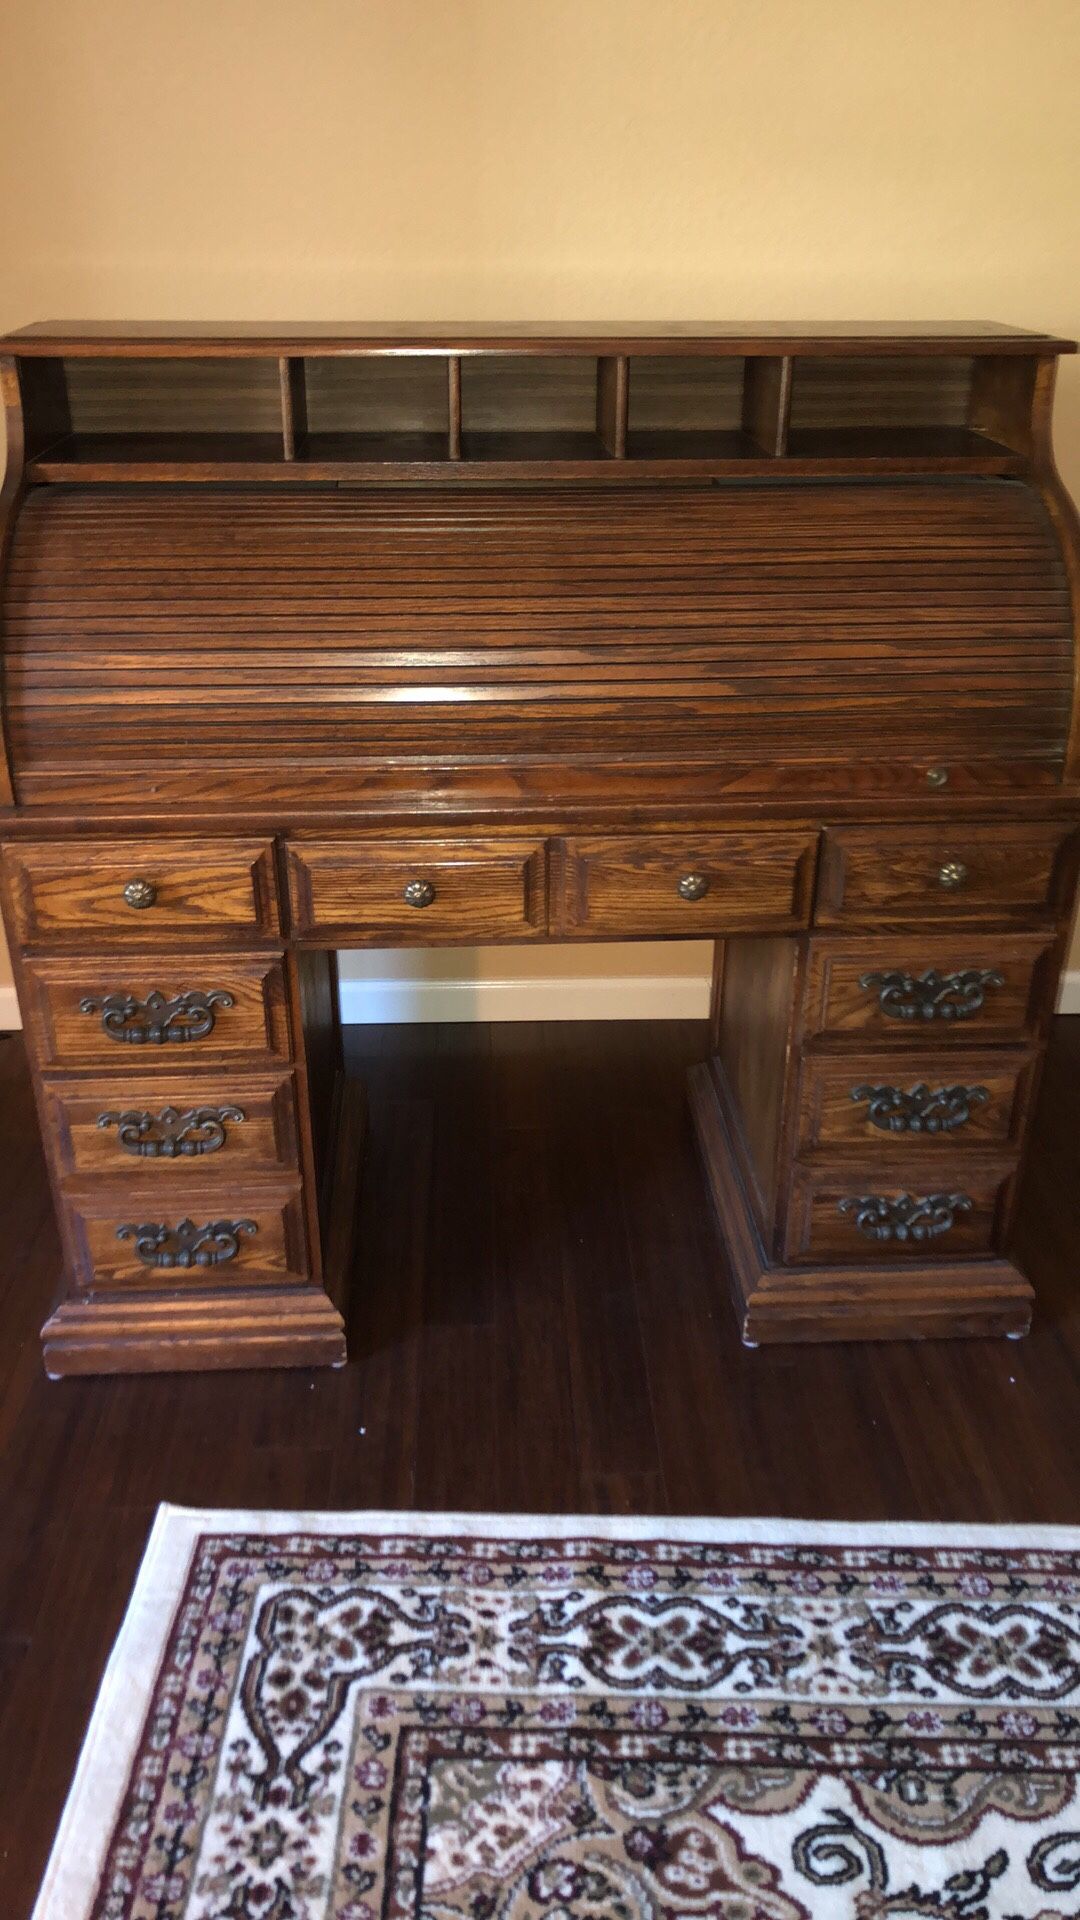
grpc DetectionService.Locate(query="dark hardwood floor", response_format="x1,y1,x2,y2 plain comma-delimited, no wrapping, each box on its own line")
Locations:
1,1015,1079,1912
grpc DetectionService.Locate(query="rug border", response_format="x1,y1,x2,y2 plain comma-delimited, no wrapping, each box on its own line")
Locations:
31,1502,1080,1920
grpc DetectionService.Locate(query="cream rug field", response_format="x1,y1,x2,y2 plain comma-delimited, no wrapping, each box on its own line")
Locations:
33,1507,1080,1920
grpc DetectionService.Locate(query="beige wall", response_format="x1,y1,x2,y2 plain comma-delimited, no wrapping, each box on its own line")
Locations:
2,0,1079,1017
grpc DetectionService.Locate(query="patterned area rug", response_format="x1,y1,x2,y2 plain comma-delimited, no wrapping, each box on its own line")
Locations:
33,1508,1080,1920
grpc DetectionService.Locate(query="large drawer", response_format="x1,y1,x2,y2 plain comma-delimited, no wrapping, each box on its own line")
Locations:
21,953,292,1070
61,1182,310,1292
794,1050,1036,1158
785,1168,1013,1264
816,824,1075,927
286,838,547,943
556,831,818,936
42,1071,300,1180
2,837,280,944
804,934,1058,1045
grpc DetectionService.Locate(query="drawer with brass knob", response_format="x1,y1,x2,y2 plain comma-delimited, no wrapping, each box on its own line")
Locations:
556,831,818,935
59,1182,310,1292
815,824,1076,926
285,838,547,942
0,837,281,944
41,1071,301,1179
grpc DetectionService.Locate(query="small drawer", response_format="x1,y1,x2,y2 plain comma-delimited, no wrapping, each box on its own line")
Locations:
286,837,546,943
785,1168,1013,1264
557,831,817,936
21,953,291,1070
816,824,1075,926
42,1072,300,1180
795,1050,1036,1158
2,837,280,944
804,934,1057,1045
61,1183,309,1293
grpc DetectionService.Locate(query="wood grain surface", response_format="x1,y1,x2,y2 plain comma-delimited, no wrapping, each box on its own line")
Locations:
4,481,1072,806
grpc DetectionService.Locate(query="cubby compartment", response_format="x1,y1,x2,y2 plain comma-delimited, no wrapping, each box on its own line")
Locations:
460,356,602,461
301,355,450,463
41,356,285,467
626,356,749,460
787,354,1012,464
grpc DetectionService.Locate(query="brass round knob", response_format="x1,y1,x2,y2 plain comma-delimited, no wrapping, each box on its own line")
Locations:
925,766,949,789
937,860,968,891
122,877,157,910
402,879,436,909
677,872,710,902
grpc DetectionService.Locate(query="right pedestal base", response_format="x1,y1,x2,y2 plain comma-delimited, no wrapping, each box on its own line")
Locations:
688,1061,1034,1345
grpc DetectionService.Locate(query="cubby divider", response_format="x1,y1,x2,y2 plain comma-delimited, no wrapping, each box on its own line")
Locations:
448,357,462,460
596,356,628,458
279,357,307,461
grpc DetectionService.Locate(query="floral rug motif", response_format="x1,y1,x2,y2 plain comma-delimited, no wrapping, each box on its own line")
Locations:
33,1509,1080,1920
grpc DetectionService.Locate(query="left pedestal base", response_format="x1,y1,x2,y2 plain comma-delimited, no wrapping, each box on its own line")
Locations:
40,1075,365,1377
42,1287,348,1378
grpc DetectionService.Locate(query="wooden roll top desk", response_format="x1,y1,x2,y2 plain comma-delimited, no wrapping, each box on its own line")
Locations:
0,320,1078,1375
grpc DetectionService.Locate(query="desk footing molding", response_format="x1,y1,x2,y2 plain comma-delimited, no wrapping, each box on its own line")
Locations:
687,1062,1034,1346
41,1288,347,1379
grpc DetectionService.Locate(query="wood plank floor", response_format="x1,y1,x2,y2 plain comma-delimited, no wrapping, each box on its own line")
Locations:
1,1015,1079,1913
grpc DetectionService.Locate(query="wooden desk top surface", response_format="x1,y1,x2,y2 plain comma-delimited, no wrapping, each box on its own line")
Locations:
4,320,1076,357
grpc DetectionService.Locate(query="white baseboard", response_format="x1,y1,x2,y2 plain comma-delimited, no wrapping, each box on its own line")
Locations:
2,970,1079,1031
337,972,712,1023
1058,967,1080,1014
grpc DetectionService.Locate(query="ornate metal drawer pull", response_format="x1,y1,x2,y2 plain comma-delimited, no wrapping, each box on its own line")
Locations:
402,879,436,908
838,1192,973,1244
859,968,1004,1023
96,1104,246,1158
116,1217,257,1269
122,877,157,909
677,872,710,901
79,988,234,1045
937,859,968,891
850,1083,989,1135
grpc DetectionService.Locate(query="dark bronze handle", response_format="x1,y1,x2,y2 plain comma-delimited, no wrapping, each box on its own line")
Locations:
122,877,157,909
850,1084,989,1136
937,860,968,891
403,879,436,908
79,988,234,1045
116,1217,257,1269
859,968,1004,1023
677,873,710,902
838,1192,973,1244
97,1104,246,1158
